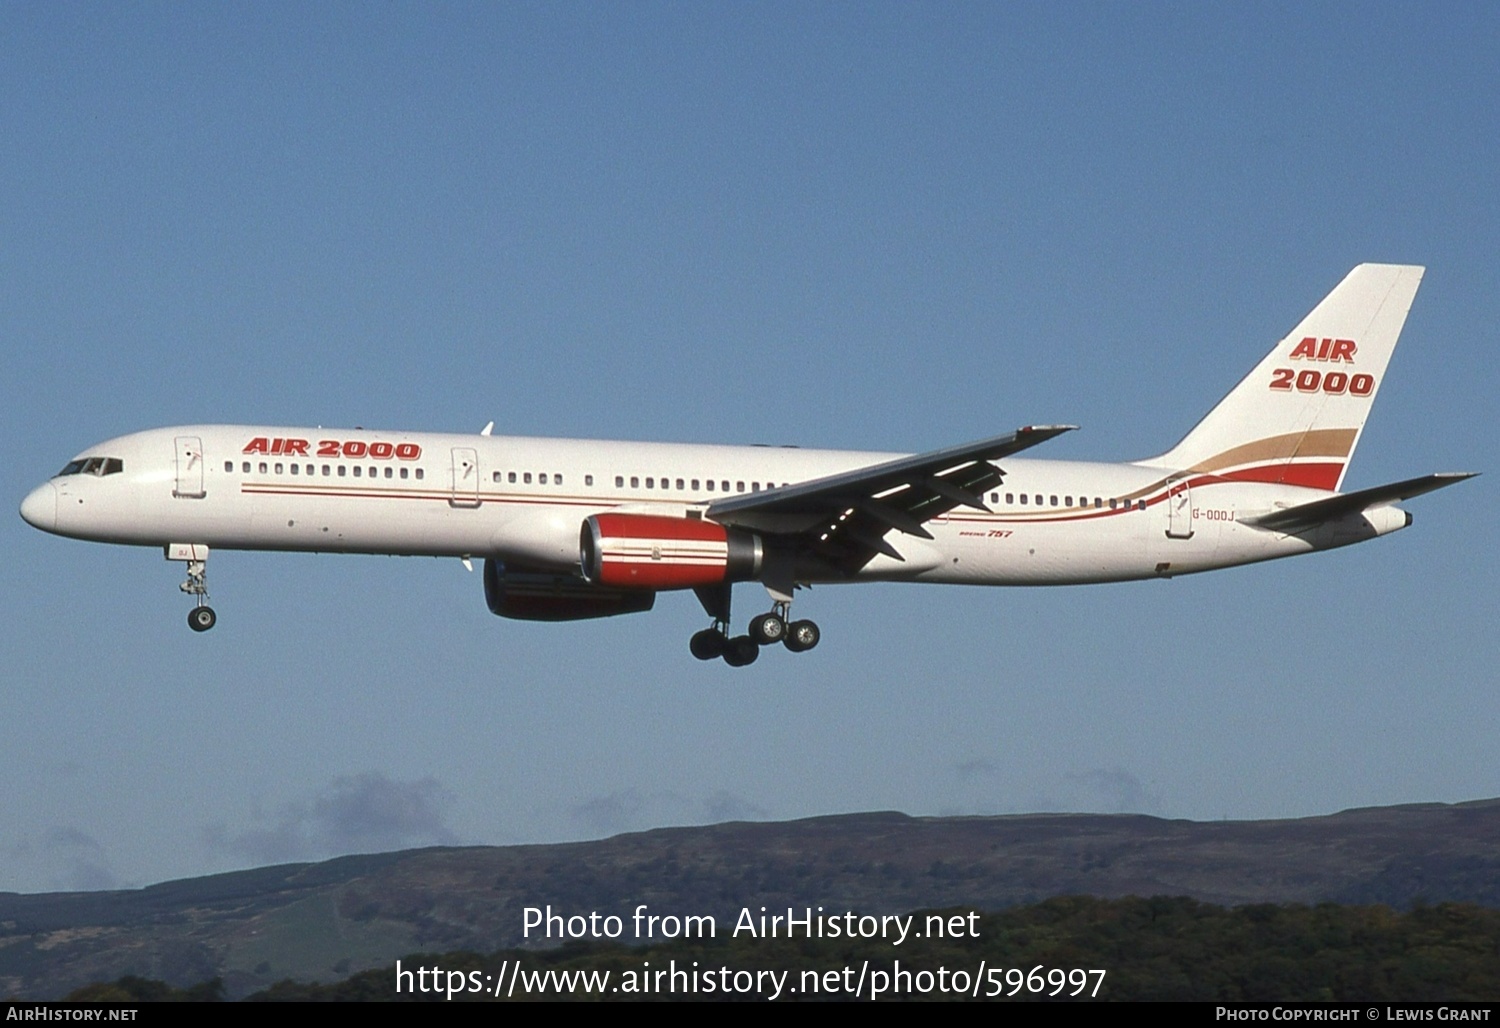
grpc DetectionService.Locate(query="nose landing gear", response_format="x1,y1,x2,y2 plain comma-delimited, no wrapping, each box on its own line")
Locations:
168,544,217,632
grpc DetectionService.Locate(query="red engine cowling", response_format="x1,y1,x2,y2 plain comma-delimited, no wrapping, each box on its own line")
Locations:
484,558,655,621
580,514,763,589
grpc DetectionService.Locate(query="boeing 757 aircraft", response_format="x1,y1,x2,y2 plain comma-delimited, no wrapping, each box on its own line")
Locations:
20,264,1474,665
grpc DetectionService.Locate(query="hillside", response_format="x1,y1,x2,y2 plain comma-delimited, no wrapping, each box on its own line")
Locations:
3,799,1497,999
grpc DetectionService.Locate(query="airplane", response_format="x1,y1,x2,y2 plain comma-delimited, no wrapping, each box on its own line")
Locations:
19,263,1475,666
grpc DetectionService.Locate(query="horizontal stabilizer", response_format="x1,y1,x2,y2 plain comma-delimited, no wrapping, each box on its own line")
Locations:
1244,472,1477,533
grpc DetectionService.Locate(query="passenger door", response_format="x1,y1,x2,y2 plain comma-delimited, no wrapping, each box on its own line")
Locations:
173,436,206,499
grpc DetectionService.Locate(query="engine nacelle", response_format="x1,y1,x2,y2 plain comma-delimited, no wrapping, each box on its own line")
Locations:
580,514,763,590
483,558,655,621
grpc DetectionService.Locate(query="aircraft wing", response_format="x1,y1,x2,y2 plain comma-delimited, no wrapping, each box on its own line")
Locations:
1243,472,1477,534
707,425,1075,572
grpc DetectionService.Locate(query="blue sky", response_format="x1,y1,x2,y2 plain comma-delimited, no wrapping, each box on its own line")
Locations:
2,4,1495,894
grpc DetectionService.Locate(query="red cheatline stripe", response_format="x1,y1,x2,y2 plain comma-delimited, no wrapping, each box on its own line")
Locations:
1217,462,1343,490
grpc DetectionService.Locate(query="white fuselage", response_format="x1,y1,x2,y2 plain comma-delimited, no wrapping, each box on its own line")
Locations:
21,424,1400,588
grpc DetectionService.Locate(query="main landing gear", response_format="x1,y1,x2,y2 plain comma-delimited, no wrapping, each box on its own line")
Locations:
689,595,820,666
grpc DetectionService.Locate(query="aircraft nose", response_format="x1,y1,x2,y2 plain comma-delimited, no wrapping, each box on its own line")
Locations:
20,482,56,532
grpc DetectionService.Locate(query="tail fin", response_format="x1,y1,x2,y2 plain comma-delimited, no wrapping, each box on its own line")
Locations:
1142,263,1424,492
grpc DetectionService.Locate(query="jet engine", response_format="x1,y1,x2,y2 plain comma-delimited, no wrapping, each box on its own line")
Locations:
483,558,655,621
580,513,762,589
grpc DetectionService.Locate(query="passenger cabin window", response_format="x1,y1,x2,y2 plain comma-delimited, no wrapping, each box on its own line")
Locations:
415,468,424,480
242,462,251,473
585,474,594,486
615,476,624,488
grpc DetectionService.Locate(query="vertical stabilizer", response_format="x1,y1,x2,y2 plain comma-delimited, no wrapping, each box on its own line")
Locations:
1141,264,1424,492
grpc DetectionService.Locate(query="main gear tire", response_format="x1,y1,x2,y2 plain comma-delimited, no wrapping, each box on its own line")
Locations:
690,628,727,661
784,619,820,653
749,612,786,646
722,635,760,666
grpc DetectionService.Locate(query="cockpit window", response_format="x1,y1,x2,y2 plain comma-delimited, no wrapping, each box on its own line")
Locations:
56,457,124,477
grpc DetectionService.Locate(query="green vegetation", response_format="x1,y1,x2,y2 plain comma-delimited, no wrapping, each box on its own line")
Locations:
65,976,224,1002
